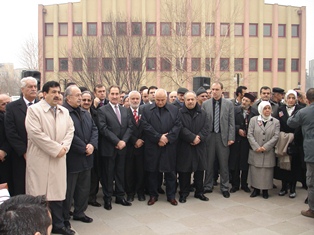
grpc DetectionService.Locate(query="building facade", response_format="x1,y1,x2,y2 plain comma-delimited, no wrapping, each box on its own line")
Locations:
38,0,306,95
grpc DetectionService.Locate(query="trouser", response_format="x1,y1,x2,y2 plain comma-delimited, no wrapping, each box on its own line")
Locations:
306,162,314,211
179,170,204,197
50,201,64,229
147,171,176,199
89,152,101,203
125,153,145,196
230,169,248,188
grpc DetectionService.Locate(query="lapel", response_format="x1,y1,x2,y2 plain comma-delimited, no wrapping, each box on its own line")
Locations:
151,104,162,122
107,104,121,125
18,98,27,116
219,98,225,122
208,99,213,121
257,118,274,132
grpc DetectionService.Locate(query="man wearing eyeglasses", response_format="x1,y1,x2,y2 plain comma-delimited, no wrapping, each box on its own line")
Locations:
196,87,208,106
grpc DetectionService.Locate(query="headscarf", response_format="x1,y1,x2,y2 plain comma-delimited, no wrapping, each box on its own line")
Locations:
285,89,297,115
258,101,272,122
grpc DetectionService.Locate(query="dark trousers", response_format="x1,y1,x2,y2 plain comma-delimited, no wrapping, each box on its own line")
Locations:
125,152,145,197
50,200,64,230
230,169,248,188
147,171,176,199
0,156,13,195
11,154,26,196
89,151,101,203
100,154,125,201
63,169,91,221
179,170,204,197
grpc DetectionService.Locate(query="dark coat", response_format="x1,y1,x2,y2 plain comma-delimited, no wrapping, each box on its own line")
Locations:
229,106,258,171
172,99,183,109
63,102,98,173
141,103,181,172
127,106,145,156
177,104,210,172
0,111,11,155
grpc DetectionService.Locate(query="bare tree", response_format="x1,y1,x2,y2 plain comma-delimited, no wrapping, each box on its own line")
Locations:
0,64,20,96
19,35,39,70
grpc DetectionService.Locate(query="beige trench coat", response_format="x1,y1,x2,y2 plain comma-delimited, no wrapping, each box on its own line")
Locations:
25,100,74,201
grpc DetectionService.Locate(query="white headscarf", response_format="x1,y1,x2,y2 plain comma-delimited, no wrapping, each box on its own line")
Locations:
258,101,272,122
285,89,297,115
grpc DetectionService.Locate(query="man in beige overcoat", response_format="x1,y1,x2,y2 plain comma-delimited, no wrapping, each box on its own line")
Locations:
25,81,75,235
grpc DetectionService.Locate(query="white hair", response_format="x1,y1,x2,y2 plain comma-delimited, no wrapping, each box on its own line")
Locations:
129,90,141,99
20,77,37,88
155,88,167,96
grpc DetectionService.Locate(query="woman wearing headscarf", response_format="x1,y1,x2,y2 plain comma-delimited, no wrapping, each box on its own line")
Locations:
275,90,304,198
247,101,280,199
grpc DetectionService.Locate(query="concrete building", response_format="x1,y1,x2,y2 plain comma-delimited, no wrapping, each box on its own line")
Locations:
38,0,306,96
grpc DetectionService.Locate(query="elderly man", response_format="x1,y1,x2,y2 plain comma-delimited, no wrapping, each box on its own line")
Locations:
25,81,74,235
172,87,188,109
271,87,285,106
62,86,98,226
5,77,37,196
196,87,208,106
141,89,182,206
177,91,210,203
168,91,177,103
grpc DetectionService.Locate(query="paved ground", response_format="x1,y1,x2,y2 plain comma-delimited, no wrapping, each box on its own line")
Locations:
68,180,314,235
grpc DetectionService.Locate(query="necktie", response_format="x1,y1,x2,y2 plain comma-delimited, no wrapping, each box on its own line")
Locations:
214,101,220,133
99,101,104,107
51,106,56,118
133,109,138,124
114,105,121,124
28,102,33,107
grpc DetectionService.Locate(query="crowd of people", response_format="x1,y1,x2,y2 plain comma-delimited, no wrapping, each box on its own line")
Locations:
1,77,314,235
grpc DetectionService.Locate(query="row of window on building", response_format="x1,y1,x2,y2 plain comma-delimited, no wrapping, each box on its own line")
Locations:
45,22,299,37
45,57,299,72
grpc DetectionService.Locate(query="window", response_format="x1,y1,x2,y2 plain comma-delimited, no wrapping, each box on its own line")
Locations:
117,22,127,36
146,58,156,71
59,58,68,71
220,58,229,71
73,23,82,36
234,58,243,71
103,58,112,71
176,22,186,36
191,23,201,36
263,24,272,37
249,23,258,37
249,58,258,71
278,59,285,72
87,23,97,36
146,23,156,36
191,58,200,71
161,22,171,36
205,23,214,36
176,58,187,71
73,58,82,71
59,23,68,36
132,22,142,36
45,23,53,36
291,59,299,71
220,23,229,36
45,58,53,71
117,58,127,71
88,58,98,71
205,58,214,71
161,58,171,71
292,25,299,37
132,58,142,71
102,22,112,36
263,58,272,71
278,24,286,37
234,23,243,36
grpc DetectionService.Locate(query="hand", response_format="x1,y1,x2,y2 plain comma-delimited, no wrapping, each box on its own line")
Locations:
158,141,166,147
93,97,101,108
56,147,67,158
134,139,144,148
86,144,94,156
238,129,246,137
23,153,27,160
192,135,201,145
0,150,6,162
228,140,234,146
160,133,168,145
116,141,126,150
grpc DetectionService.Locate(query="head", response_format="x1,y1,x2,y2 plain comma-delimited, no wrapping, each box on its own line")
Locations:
306,88,314,104
108,85,121,105
258,101,272,118
241,93,255,110
64,85,82,108
155,89,167,108
93,84,106,101
37,91,44,101
65,82,76,88
184,91,197,110
20,77,38,101
285,90,297,107
58,93,63,105
272,87,285,103
196,87,208,105
235,86,247,99
142,89,149,104
139,86,148,95
177,88,188,103
129,91,141,109
259,86,271,101
206,88,212,99
0,94,11,112
120,91,126,105
148,86,158,102
168,91,177,103
211,82,223,100
42,81,61,107
122,95,130,108
81,91,93,110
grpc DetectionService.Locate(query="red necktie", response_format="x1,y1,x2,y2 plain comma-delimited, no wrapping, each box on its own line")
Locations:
133,109,138,124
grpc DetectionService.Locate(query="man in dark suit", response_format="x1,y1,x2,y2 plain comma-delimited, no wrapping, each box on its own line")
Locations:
97,85,132,210
5,77,37,196
202,82,235,198
172,87,188,109
252,86,278,118
230,86,247,106
125,91,146,202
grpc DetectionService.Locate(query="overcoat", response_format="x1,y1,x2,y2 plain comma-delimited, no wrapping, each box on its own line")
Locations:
25,100,74,201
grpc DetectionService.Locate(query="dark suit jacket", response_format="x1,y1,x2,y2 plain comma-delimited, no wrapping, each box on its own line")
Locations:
0,111,11,155
97,103,132,157
127,106,144,156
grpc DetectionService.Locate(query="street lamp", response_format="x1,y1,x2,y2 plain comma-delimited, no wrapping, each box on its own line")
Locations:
233,73,242,87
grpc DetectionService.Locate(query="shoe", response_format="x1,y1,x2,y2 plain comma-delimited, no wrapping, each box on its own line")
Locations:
204,189,213,194
194,194,209,201
148,197,158,205
230,187,239,193
104,201,112,210
222,191,230,198
127,195,134,202
289,192,296,198
301,209,314,218
262,190,269,199
213,181,218,186
250,188,260,197
88,201,101,207
138,194,146,201
115,198,132,206
51,226,75,235
278,190,288,196
241,186,251,193
64,221,71,229
167,198,178,206
305,197,308,204
189,186,195,192
158,187,165,194
73,215,93,223
179,196,187,203
69,211,73,216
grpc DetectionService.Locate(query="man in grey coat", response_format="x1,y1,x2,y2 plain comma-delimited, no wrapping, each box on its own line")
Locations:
288,88,314,218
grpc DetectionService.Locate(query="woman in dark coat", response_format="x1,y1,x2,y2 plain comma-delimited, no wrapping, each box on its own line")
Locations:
275,90,304,198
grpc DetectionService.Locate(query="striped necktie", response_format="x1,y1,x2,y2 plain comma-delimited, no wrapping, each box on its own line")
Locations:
214,101,220,133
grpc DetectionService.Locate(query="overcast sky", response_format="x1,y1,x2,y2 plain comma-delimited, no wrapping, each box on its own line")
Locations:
0,0,312,69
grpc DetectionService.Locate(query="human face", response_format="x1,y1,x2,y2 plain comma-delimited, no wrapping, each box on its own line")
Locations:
81,93,92,110
37,92,44,100
0,95,10,112
58,94,63,105
240,89,247,99
260,88,271,101
44,86,61,107
211,83,223,100
21,80,37,101
273,92,284,102
168,92,177,103
67,87,82,108
149,88,156,102
206,89,212,98
155,91,167,108
142,89,149,103
129,93,141,109
185,93,197,109
241,97,251,110
262,105,272,117
197,93,208,105
108,87,120,105
177,93,185,103
286,94,297,107
123,97,130,108
94,86,106,100
120,92,126,105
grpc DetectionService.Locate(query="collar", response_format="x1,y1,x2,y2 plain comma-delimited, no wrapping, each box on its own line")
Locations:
23,97,35,106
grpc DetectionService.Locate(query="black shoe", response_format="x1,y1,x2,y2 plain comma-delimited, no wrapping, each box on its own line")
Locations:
262,190,269,199
73,215,93,223
222,191,230,198
115,198,132,206
127,195,134,202
104,201,112,210
204,189,213,194
189,186,195,192
88,201,101,207
179,196,187,203
241,186,251,193
64,221,71,229
194,194,209,201
278,189,288,196
250,188,260,197
138,194,146,201
52,226,75,235
158,187,165,194
230,187,239,193
289,192,296,198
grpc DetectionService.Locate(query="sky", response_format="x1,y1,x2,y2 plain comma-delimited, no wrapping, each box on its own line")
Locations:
0,0,313,69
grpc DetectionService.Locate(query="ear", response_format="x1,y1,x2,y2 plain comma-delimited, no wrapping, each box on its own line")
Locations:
34,232,41,235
